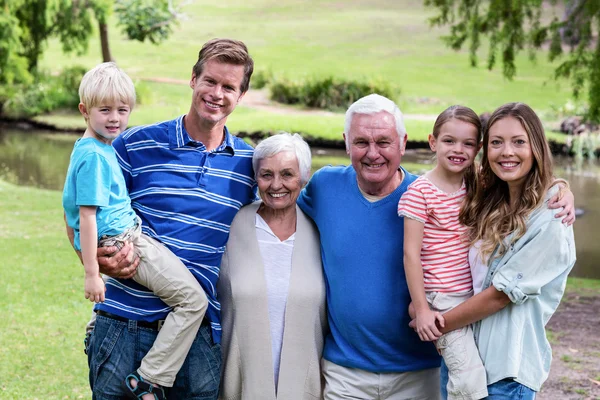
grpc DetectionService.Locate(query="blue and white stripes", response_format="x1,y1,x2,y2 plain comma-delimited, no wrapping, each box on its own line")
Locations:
95,116,257,343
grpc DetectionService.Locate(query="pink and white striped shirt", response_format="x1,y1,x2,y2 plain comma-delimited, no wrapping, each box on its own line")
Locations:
397,176,472,293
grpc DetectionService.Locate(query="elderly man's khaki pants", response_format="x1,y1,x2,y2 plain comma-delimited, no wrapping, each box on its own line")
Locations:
322,359,441,400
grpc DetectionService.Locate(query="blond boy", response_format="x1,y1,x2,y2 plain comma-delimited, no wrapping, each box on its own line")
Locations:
63,62,207,399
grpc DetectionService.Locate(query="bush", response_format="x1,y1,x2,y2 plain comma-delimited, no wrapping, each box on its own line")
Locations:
2,66,86,118
269,76,397,111
250,69,272,89
270,78,304,104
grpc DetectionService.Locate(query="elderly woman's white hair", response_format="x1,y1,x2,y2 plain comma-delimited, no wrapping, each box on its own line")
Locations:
344,94,406,148
252,133,312,185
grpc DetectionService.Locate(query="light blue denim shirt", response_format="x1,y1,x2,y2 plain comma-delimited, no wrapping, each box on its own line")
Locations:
473,186,576,391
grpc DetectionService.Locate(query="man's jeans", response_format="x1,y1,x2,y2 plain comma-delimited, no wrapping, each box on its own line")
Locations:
440,361,536,400
87,314,221,400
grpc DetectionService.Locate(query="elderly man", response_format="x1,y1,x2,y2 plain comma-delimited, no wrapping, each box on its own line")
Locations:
68,38,257,399
297,94,441,399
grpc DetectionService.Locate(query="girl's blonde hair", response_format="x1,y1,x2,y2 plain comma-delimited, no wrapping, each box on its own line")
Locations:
79,62,136,110
432,105,482,198
460,102,554,259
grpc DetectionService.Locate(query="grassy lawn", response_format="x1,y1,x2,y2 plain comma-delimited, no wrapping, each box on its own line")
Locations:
1,179,598,398
36,0,575,140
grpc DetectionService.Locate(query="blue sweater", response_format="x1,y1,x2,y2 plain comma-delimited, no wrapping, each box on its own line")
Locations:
297,165,440,372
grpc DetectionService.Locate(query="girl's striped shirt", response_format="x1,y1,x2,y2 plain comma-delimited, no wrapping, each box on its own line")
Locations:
398,176,472,293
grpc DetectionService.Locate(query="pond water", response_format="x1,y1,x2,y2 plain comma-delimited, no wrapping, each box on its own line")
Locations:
1,129,598,279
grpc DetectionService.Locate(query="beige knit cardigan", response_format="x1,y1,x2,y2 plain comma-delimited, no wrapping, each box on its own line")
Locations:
218,202,327,400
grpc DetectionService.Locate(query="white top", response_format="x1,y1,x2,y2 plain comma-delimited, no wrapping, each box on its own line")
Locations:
468,240,488,295
255,213,295,390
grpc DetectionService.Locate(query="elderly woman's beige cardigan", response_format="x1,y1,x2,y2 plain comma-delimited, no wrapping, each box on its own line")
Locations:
218,201,327,400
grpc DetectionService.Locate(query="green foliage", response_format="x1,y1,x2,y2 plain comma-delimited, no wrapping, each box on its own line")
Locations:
2,66,85,118
251,69,272,89
270,76,397,111
0,0,180,85
134,79,153,105
0,0,31,84
114,0,177,44
570,132,600,160
424,0,600,123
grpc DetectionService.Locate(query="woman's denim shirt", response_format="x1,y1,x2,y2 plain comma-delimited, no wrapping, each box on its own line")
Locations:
474,186,576,391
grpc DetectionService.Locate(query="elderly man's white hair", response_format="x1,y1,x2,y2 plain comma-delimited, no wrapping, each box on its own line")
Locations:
344,94,406,148
252,132,312,185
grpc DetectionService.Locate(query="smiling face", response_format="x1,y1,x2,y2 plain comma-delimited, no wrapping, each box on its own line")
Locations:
344,111,406,196
188,59,246,130
429,119,480,174
80,101,131,144
256,151,303,212
487,116,534,191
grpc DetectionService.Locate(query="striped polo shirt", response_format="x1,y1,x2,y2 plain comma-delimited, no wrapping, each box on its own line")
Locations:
397,176,472,293
96,116,257,342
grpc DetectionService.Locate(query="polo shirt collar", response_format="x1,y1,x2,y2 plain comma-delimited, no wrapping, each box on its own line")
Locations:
169,115,235,155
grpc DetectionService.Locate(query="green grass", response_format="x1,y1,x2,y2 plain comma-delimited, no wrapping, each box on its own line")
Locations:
0,181,90,398
566,277,600,291
36,0,576,140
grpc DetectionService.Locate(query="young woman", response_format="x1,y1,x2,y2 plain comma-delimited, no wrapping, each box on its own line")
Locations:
436,102,576,399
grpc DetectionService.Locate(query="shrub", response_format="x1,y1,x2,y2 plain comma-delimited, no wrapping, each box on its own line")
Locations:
270,78,304,104
2,66,86,118
269,76,397,111
250,69,272,89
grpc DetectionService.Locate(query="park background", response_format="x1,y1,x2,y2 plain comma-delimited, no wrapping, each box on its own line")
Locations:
0,0,599,398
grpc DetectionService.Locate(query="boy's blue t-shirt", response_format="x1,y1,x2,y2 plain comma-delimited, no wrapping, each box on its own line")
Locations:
62,137,137,250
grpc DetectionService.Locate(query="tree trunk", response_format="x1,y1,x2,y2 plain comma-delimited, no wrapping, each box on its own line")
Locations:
99,21,113,62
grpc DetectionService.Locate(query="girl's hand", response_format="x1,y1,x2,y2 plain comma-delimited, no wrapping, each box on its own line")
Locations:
85,275,106,303
548,187,575,225
415,308,445,341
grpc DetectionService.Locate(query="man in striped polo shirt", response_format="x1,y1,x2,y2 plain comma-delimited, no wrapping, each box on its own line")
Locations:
80,39,257,398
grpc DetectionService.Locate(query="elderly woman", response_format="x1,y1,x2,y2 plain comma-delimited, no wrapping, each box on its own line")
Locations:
218,133,327,400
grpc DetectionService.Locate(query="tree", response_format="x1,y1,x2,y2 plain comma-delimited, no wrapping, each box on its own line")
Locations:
424,0,600,122
0,0,184,83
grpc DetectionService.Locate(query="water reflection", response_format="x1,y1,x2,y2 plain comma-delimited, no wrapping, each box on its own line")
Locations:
0,129,77,190
0,129,597,279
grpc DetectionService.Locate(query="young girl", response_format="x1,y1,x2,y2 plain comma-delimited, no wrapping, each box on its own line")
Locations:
436,102,576,399
398,105,488,400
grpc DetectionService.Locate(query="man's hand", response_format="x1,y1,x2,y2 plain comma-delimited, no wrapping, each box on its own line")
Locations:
97,242,139,279
548,187,576,226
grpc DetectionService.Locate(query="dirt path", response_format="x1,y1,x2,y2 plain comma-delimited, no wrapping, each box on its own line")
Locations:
539,291,600,399
142,77,438,120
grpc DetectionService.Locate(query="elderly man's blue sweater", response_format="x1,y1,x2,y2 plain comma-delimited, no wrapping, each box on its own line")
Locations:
297,165,440,372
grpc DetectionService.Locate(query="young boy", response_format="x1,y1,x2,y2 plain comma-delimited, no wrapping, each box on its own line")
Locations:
63,62,207,399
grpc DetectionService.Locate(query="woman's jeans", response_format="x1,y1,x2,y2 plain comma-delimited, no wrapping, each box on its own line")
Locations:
440,360,536,399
